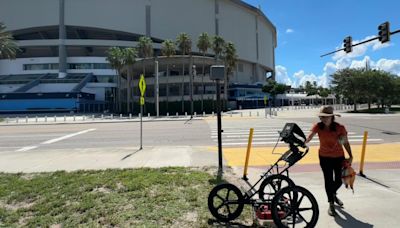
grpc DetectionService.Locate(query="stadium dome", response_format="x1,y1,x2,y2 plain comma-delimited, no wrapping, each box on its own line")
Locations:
0,0,276,113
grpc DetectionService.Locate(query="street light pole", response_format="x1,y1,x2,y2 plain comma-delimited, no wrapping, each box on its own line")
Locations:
190,65,196,118
155,60,159,117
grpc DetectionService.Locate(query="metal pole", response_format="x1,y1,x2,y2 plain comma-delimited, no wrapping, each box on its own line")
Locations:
190,65,195,118
140,105,143,150
216,79,223,170
155,60,159,117
243,128,254,180
359,131,368,177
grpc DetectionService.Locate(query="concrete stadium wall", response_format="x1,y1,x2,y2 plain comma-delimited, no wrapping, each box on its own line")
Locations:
0,57,115,75
0,0,276,74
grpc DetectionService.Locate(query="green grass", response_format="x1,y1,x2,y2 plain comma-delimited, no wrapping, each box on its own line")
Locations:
0,118,3,122
348,107,400,114
0,168,252,227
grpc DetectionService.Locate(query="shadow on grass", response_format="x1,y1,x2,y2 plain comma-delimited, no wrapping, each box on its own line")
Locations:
208,167,225,185
207,218,254,227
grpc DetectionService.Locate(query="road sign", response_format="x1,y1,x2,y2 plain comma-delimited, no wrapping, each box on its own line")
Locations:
210,65,225,80
140,96,145,106
139,74,146,97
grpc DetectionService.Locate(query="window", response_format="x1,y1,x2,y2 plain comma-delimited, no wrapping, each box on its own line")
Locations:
92,75,115,83
23,64,51,70
24,63,111,71
238,63,244,72
69,63,91,69
93,63,112,69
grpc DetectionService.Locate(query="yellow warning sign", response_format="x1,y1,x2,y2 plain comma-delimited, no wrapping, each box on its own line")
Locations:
139,74,146,97
140,96,145,106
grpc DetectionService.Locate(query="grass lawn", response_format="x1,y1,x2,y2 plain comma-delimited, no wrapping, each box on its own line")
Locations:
0,167,252,227
348,107,400,114
0,118,3,122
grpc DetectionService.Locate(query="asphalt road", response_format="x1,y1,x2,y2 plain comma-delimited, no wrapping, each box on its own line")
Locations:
0,120,213,153
0,114,399,154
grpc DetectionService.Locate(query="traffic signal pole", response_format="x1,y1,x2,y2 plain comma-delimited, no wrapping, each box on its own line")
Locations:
321,21,400,58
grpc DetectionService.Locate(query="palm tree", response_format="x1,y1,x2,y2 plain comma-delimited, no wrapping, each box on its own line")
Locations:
197,32,211,111
212,35,225,61
0,22,19,59
122,47,137,113
161,39,176,113
106,47,124,112
176,33,192,113
137,36,153,76
136,36,153,112
223,42,238,107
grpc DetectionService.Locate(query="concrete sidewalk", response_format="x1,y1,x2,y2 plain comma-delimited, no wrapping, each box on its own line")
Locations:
233,166,400,228
0,146,218,173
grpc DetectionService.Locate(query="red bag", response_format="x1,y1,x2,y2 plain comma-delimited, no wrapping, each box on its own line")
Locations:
342,159,356,193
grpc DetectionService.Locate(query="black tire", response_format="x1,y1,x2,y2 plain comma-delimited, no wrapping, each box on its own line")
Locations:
208,183,244,222
271,186,319,228
258,174,295,201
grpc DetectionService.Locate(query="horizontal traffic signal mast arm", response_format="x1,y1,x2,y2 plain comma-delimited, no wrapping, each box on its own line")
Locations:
321,25,399,57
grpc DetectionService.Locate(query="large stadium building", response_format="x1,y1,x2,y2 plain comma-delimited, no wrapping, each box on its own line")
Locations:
0,0,277,114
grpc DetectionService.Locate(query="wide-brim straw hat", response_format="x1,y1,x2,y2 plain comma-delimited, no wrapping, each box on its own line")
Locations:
318,105,341,117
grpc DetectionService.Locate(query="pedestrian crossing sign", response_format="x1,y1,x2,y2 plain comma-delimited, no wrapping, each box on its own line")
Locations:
139,74,146,97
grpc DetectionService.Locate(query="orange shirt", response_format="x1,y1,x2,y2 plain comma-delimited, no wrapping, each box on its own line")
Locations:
311,123,347,158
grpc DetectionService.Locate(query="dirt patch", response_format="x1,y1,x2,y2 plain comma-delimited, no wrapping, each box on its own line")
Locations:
0,200,35,211
92,187,111,194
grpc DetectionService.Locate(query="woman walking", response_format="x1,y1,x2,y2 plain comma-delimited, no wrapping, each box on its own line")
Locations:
305,105,353,216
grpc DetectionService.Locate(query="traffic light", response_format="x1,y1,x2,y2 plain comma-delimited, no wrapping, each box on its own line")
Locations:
343,36,352,53
378,21,390,43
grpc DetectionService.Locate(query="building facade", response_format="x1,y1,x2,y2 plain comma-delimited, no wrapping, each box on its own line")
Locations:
0,0,276,113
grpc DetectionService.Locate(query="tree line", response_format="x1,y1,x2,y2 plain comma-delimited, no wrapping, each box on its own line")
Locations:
262,67,400,111
331,68,400,111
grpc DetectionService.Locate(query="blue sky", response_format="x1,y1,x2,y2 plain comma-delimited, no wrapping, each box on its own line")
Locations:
243,0,400,87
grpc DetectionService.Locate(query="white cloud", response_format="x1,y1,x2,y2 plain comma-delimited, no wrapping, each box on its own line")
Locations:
297,72,317,87
332,35,391,61
293,70,304,79
372,42,391,51
277,57,400,89
275,65,293,86
375,59,400,75
286,28,294,33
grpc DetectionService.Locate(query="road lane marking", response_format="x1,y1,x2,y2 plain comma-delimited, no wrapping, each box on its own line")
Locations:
41,129,96,145
16,146,38,152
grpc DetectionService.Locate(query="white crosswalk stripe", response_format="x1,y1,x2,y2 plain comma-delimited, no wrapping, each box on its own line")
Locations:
210,126,383,147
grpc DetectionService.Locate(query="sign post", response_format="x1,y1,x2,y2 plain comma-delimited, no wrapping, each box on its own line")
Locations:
139,74,146,150
210,65,225,171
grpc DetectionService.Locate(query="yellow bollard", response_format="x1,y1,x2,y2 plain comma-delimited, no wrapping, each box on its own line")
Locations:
359,131,368,177
243,128,254,180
